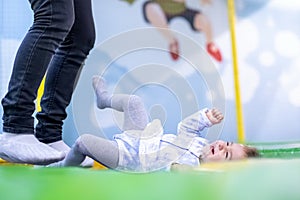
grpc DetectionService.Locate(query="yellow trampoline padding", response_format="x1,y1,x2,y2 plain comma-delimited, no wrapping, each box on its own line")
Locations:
93,161,108,170
199,159,252,171
197,158,297,172
0,158,32,166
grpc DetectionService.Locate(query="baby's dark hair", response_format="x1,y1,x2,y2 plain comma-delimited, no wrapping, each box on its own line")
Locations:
243,145,260,158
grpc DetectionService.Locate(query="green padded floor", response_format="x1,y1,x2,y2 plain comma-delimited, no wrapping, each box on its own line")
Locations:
0,144,299,200
252,141,300,159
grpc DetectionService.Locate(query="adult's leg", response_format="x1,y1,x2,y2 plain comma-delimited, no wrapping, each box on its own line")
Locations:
144,2,175,43
48,134,119,168
144,2,179,60
35,0,96,143
193,13,222,62
92,76,149,131
193,13,213,44
0,0,75,164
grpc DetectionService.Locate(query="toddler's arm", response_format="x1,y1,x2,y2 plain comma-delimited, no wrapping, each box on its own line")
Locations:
177,108,223,137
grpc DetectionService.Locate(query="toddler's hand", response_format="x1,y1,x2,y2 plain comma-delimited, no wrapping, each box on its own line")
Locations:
206,108,223,125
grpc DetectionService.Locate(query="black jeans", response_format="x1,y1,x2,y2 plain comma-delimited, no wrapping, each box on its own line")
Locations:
1,0,95,143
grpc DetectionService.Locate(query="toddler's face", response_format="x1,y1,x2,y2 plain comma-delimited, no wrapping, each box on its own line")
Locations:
201,140,246,162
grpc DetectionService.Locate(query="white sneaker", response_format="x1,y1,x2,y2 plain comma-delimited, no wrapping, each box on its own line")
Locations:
0,133,65,165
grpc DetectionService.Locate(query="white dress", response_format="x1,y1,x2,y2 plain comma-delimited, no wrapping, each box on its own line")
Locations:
114,108,212,172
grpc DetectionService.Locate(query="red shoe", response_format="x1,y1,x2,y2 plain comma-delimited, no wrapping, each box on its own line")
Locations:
206,42,222,62
169,40,180,61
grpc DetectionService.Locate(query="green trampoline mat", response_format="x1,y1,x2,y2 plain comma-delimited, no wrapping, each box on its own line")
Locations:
0,144,299,200
253,141,300,159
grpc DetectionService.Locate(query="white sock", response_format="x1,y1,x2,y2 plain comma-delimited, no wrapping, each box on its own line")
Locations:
92,76,111,109
1,132,41,143
0,132,65,165
80,156,94,167
48,140,71,154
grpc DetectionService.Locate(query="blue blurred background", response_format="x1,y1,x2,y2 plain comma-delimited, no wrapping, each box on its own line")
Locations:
1,0,300,145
